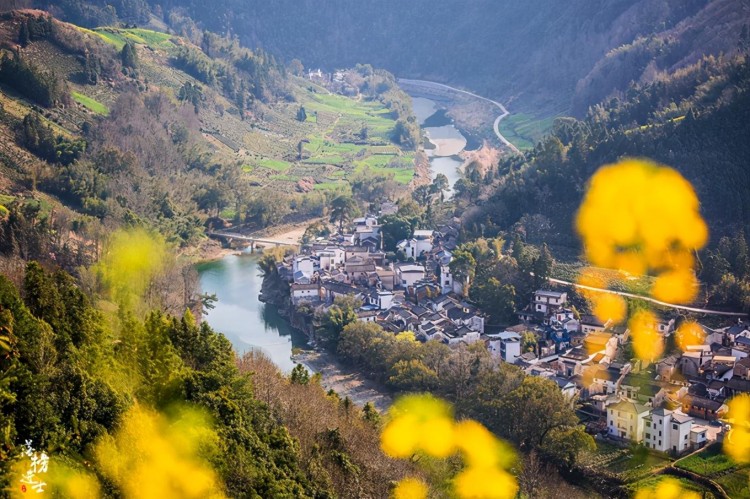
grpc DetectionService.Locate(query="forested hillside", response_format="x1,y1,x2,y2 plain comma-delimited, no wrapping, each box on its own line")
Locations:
42,0,750,115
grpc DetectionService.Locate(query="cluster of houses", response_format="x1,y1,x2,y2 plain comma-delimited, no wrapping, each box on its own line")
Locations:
283,213,486,345
278,212,748,456
511,290,750,455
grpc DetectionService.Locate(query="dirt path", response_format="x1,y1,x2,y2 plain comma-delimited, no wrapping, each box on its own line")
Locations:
294,350,393,412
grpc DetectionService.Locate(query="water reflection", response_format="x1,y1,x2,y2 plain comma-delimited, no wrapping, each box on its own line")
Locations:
197,250,308,372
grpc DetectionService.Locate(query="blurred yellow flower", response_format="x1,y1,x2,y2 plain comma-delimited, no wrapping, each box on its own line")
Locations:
629,310,663,361
633,478,700,499
94,404,225,499
420,416,456,458
575,159,707,304
675,321,705,352
651,268,699,304
381,395,518,499
725,395,750,463
393,477,428,499
381,413,422,458
591,293,626,325
454,420,514,470
454,467,518,499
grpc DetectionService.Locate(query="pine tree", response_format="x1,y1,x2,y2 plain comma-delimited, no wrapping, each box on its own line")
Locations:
120,42,138,69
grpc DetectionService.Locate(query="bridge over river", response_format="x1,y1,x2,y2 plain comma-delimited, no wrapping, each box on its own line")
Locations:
208,231,301,250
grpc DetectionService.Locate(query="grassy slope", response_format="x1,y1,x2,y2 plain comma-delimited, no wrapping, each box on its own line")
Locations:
2,20,415,201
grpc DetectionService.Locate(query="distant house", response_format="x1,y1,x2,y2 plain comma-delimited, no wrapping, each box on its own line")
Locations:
290,283,320,305
644,408,693,454
486,332,522,364
584,331,617,357
396,264,426,288
533,290,567,315
682,395,727,421
321,281,362,302
293,256,316,281
734,357,750,380
581,314,609,334
607,400,650,442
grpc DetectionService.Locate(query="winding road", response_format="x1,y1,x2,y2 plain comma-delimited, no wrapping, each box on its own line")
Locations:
545,275,748,318
398,78,521,154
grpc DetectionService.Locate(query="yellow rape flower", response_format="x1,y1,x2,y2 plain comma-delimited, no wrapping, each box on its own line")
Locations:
629,310,663,361
454,420,515,470
575,159,707,293
590,293,626,325
393,478,428,499
633,478,700,499
651,268,699,304
454,467,518,499
725,395,750,463
381,395,518,499
675,321,705,352
381,413,422,458
381,394,456,459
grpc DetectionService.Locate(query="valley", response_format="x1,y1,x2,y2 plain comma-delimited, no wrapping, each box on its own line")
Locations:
1,2,750,498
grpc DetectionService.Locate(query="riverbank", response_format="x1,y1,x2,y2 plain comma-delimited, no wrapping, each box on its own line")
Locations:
293,350,393,412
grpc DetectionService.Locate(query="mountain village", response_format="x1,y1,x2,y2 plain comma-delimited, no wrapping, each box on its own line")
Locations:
275,211,750,457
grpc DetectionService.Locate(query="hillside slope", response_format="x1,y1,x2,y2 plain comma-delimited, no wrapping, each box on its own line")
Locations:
76,0,750,116
0,10,418,266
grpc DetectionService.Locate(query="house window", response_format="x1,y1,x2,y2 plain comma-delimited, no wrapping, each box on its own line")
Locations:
645,433,651,439
672,424,678,430
659,440,662,446
659,431,662,436
646,422,651,428
685,435,688,440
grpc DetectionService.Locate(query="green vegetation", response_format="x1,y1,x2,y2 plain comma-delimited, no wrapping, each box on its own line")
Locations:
257,158,292,172
625,475,714,497
72,91,109,115
676,444,739,476
498,112,558,150
716,470,750,498
89,27,174,51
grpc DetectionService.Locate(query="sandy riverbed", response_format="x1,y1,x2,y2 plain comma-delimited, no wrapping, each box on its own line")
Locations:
294,350,393,412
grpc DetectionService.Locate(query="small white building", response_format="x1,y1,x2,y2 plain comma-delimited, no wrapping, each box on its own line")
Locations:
413,230,434,255
293,256,316,281
366,290,394,311
315,246,345,270
487,332,522,364
290,283,319,305
533,290,567,315
396,264,426,288
397,238,419,260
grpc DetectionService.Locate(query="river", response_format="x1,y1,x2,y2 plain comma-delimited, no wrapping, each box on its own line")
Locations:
196,249,308,372
410,96,467,196
194,96,466,379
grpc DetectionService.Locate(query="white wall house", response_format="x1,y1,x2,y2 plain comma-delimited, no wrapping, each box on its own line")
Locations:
396,238,418,260
290,283,319,305
487,332,522,364
439,266,453,295
533,290,567,314
293,256,316,280
413,230,434,256
607,400,650,442
644,408,693,453
396,264,426,288
315,247,345,270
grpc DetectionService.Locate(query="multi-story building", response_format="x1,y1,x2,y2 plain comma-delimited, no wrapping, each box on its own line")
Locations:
643,408,693,453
